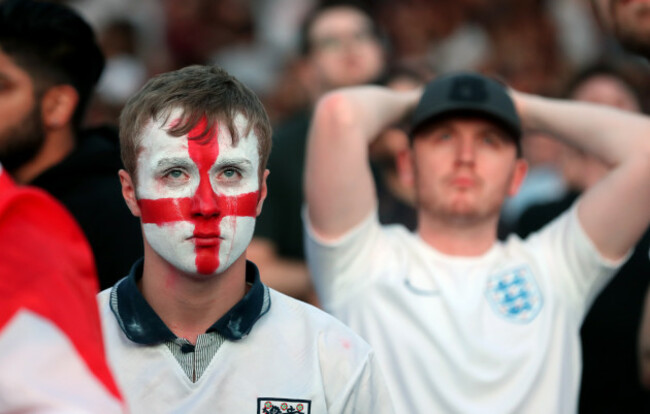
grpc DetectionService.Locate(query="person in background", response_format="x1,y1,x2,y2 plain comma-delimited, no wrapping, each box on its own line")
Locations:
249,1,387,304
0,162,124,413
370,65,430,231
592,0,650,59
304,71,650,412
0,0,142,289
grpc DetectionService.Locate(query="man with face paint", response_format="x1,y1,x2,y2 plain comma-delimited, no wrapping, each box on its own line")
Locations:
304,72,650,412
98,65,394,413
0,163,124,412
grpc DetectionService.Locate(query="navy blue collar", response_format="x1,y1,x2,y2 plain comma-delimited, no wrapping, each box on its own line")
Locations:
110,258,270,344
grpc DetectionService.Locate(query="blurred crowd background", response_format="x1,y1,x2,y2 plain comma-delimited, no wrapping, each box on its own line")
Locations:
63,0,650,231
67,0,649,121
8,1,649,411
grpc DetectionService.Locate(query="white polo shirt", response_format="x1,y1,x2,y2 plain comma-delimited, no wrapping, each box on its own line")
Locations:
98,259,394,413
305,204,624,413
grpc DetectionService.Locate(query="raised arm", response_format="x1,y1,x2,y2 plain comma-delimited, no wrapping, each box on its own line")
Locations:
304,86,421,239
513,92,650,260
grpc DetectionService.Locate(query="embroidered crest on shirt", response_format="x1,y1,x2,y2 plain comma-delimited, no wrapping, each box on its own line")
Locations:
485,265,542,323
257,398,311,414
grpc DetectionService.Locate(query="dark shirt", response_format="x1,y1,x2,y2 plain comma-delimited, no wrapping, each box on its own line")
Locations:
31,126,143,289
255,110,311,259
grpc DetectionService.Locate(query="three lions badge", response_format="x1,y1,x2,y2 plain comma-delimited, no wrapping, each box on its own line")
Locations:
485,265,542,323
257,398,311,413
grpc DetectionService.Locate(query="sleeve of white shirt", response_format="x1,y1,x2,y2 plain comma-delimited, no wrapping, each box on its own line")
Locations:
330,351,395,414
304,207,396,309
317,325,396,414
526,201,630,316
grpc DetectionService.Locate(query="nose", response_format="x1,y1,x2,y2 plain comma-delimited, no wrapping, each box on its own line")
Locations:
455,135,476,165
191,176,220,218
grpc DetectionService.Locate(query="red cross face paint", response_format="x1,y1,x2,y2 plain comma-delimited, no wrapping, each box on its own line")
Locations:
135,113,260,275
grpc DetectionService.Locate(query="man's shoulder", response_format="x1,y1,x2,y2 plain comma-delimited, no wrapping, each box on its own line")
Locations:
265,289,372,351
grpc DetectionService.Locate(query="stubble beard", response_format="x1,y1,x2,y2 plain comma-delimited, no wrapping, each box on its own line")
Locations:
0,103,45,175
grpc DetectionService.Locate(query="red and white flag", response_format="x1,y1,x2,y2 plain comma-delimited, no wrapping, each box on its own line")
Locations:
0,166,125,413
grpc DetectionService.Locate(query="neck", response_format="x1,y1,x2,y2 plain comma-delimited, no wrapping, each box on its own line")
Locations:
416,211,499,256
140,243,248,344
15,127,75,184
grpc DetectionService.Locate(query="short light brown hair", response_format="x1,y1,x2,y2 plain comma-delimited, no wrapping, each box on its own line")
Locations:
119,65,272,181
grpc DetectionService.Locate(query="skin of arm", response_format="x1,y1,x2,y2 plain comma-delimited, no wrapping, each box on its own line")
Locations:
512,91,650,261
304,86,421,240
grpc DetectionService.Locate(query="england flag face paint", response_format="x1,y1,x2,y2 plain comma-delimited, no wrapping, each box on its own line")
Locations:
135,113,260,276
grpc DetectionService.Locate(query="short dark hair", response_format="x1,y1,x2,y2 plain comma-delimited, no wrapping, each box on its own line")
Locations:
119,65,272,181
298,1,379,56
0,0,105,129
562,61,644,107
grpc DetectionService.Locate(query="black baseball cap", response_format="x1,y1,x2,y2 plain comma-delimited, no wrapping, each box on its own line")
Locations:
410,72,521,142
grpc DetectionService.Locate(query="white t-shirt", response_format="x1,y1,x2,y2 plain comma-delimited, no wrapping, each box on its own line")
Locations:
305,204,624,413
98,262,394,414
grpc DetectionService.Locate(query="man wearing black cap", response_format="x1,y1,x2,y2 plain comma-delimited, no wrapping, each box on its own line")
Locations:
303,72,650,412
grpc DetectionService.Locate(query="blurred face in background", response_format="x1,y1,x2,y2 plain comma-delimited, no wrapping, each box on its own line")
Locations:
307,6,385,91
409,117,526,226
593,0,650,58
560,72,642,189
571,73,640,112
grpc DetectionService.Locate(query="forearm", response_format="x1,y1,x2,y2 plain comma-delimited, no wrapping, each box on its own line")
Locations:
515,92,650,165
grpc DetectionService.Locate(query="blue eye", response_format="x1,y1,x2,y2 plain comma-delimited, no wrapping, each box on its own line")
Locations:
219,167,242,182
481,132,503,147
162,168,189,184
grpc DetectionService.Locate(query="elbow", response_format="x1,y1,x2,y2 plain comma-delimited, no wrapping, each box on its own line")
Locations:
313,91,360,131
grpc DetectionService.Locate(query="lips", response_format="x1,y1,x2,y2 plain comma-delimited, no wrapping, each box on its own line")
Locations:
450,176,476,188
190,234,221,247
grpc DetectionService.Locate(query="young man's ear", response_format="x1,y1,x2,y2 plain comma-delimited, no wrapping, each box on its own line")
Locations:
40,85,79,130
118,169,142,218
256,169,270,217
396,148,415,189
507,159,529,197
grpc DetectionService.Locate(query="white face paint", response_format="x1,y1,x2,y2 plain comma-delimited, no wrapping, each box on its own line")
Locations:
136,112,260,276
